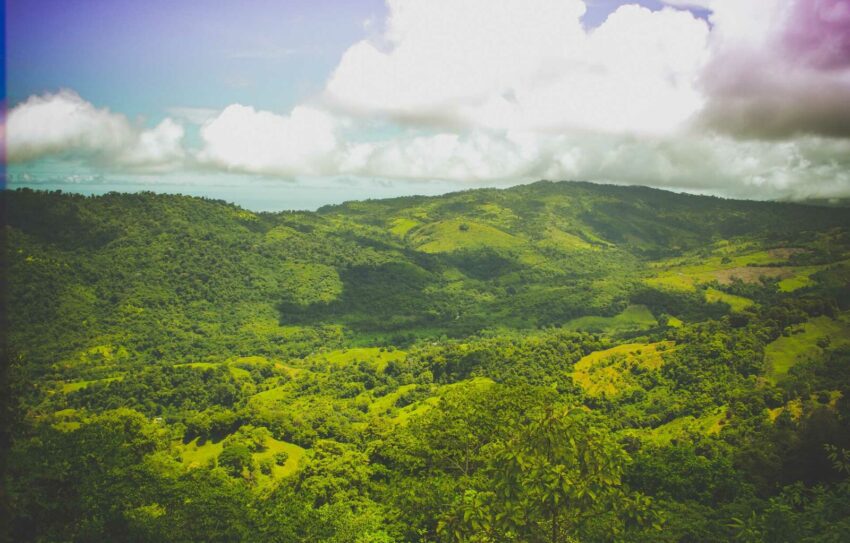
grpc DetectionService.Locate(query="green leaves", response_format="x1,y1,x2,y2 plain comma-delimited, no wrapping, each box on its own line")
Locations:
440,405,659,542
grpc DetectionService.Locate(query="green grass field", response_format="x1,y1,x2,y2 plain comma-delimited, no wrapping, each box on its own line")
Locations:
388,217,420,238
645,247,823,293
572,341,675,398
179,436,305,482
61,375,123,393
563,305,657,333
410,219,525,254
536,227,594,251
367,383,420,415
768,391,842,422
666,316,684,328
179,437,225,468
254,438,306,480
389,377,495,425
704,288,754,312
765,314,850,382
306,347,407,372
623,407,728,445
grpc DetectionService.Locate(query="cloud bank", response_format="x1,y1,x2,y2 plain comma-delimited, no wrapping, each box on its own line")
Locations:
7,90,185,171
7,0,850,199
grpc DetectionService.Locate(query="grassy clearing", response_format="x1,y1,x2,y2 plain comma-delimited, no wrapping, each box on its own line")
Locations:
666,316,684,328
649,264,825,293
179,436,305,482
537,227,594,251
60,344,130,369
624,407,728,445
263,225,298,242
175,358,264,380
652,249,782,271
249,385,291,408
776,259,850,292
410,219,525,254
177,362,219,369
48,408,83,432
646,247,818,292
563,305,657,333
711,267,791,285
61,375,123,393
368,384,419,415
306,347,407,372
647,407,727,444
388,377,495,425
572,341,675,398
473,203,520,228
254,438,306,479
645,273,699,291
388,217,420,238
180,437,224,468
764,314,850,382
768,391,842,422
704,288,754,312
777,267,819,292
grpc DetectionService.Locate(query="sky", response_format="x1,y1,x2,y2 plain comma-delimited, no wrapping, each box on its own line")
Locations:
4,0,850,210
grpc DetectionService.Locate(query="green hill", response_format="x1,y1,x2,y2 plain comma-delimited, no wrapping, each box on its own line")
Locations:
7,181,849,379
5,181,850,542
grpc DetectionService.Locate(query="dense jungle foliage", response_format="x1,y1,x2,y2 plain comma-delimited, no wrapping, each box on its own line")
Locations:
3,180,850,542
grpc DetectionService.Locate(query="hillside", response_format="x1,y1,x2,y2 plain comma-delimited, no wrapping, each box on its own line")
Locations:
4,181,850,542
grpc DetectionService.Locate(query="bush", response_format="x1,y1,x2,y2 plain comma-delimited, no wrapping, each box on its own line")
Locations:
274,451,290,466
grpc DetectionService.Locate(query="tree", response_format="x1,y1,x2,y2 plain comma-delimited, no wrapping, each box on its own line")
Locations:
218,445,254,477
297,440,372,506
440,407,659,542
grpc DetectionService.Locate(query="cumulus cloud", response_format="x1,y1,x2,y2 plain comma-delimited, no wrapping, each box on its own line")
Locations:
6,1,850,199
326,0,709,136
196,104,338,175
320,0,849,198
7,90,185,171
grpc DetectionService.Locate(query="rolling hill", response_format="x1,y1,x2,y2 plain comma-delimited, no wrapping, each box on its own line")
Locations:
4,180,850,543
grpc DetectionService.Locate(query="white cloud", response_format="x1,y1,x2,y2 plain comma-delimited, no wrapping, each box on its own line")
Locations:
340,130,543,181
196,104,338,175
326,0,586,121
7,90,185,171
117,118,186,171
325,0,709,136
335,129,850,200
8,90,134,162
6,1,850,200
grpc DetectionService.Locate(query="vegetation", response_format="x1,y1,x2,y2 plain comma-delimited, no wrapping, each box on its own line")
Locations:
3,180,850,542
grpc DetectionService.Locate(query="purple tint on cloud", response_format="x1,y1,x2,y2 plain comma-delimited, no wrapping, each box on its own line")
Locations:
784,0,850,69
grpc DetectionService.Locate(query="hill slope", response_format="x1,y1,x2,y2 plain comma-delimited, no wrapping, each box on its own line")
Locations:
5,181,849,379
4,180,850,543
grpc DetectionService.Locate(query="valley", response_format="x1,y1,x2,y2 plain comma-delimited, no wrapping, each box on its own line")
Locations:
4,180,850,542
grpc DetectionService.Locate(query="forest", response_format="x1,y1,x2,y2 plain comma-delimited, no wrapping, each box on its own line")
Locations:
3,180,850,542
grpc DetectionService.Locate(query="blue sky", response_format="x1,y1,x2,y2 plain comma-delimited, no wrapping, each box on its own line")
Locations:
6,0,849,209
7,0,385,117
